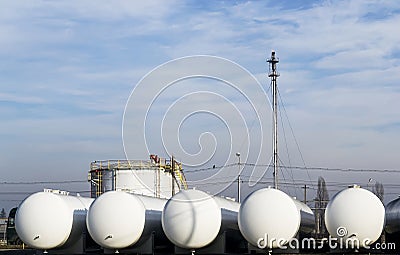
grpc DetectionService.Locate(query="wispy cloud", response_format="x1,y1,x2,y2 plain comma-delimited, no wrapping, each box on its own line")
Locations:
0,92,45,104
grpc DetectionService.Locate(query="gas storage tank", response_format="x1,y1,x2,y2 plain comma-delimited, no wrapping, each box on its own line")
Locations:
238,187,314,249
384,196,400,234
292,198,316,234
15,189,93,251
86,191,167,250
325,185,385,248
161,189,240,250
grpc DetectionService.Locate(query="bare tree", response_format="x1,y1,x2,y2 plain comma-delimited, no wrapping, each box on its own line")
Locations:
0,208,6,218
373,182,384,202
315,177,329,236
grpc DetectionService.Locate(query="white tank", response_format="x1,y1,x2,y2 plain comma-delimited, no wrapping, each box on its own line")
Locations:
161,189,239,249
325,185,385,248
15,190,93,250
238,188,302,249
86,191,166,249
292,198,316,234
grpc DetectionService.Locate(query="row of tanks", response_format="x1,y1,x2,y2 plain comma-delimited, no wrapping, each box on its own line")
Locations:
14,185,398,254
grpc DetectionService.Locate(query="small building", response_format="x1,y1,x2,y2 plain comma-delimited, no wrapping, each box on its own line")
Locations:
88,155,187,198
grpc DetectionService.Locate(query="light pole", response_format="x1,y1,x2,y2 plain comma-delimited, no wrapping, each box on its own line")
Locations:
236,152,241,203
301,184,309,205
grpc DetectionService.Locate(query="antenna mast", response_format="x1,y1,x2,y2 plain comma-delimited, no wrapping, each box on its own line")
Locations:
267,50,280,189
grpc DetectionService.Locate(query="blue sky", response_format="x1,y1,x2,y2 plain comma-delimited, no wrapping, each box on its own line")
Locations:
1,0,400,211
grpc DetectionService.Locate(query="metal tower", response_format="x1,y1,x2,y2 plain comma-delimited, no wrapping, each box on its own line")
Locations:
267,50,280,189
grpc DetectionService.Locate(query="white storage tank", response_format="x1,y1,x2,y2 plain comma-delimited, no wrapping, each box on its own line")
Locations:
238,187,314,249
161,189,239,249
292,198,316,235
86,191,166,250
386,196,400,234
325,185,385,248
88,158,185,199
15,190,93,251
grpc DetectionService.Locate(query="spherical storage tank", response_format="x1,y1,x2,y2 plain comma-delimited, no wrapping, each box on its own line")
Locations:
162,189,239,249
325,185,385,248
15,190,93,250
86,191,166,250
238,187,302,249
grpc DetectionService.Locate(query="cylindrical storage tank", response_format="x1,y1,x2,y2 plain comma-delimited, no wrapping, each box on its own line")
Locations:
162,189,239,249
86,191,166,250
292,199,316,234
386,196,400,234
238,187,301,249
325,185,385,248
15,191,93,250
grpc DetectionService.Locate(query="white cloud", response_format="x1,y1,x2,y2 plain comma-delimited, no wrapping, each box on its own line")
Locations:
0,92,46,104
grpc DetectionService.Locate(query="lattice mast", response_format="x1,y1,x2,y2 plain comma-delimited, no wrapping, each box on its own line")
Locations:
267,51,280,189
